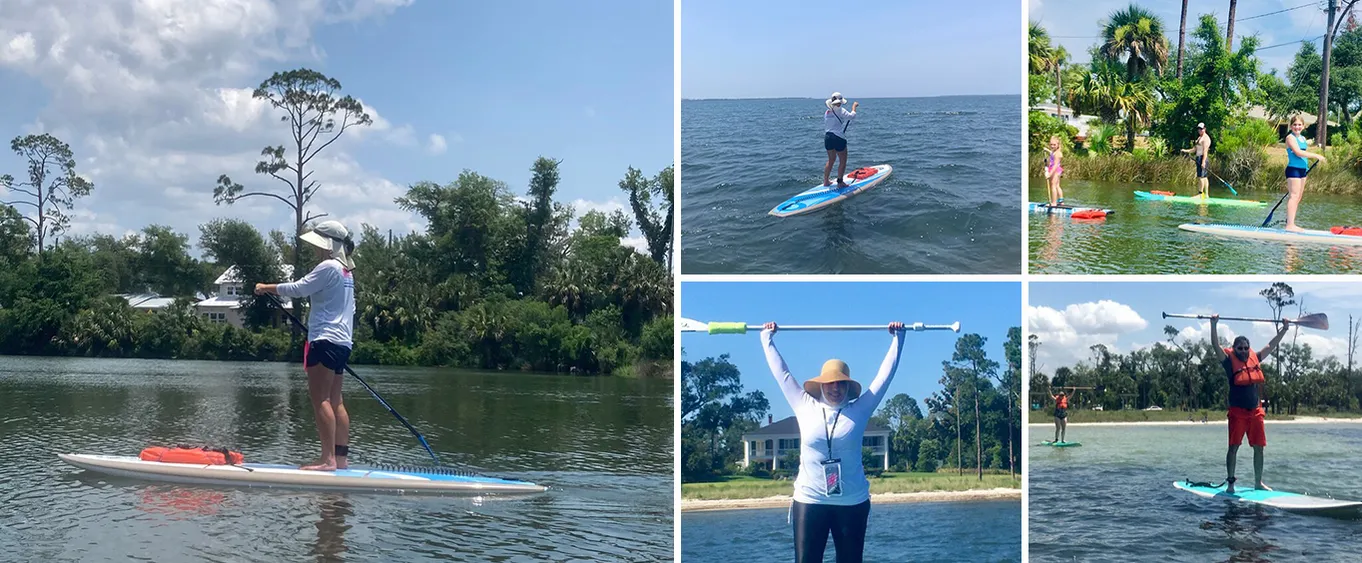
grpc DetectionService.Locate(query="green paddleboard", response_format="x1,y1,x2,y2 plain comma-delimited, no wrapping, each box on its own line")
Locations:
1040,441,1081,447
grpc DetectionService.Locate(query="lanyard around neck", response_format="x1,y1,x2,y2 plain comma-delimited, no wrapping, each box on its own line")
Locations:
823,407,843,459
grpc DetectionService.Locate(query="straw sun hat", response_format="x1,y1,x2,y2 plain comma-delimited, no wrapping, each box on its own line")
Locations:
803,359,862,402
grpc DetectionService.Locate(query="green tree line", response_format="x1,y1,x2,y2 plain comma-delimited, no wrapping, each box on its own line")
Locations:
1030,283,1362,416
0,68,673,377
1029,4,1362,191
681,328,1022,483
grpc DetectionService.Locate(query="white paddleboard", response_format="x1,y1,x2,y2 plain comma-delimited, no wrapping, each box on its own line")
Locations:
59,453,547,494
1173,479,1362,515
769,164,892,217
1179,223,1362,246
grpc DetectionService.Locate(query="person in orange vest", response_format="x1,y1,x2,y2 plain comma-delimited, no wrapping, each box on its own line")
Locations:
1050,389,1071,443
1211,314,1291,494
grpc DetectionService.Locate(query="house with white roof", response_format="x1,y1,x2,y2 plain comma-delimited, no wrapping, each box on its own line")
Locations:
115,292,180,312
1031,103,1094,140
740,415,891,471
194,265,294,328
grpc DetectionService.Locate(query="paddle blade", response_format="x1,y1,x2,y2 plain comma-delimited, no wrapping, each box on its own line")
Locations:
678,318,709,332
1291,313,1329,330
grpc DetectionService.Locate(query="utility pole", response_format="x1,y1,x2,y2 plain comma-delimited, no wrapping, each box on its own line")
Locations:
1319,0,1339,148
1226,0,1238,51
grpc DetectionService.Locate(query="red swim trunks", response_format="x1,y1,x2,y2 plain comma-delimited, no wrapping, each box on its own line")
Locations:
1228,406,1266,447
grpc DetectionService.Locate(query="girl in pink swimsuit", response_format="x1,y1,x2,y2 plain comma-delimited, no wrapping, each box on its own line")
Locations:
1044,136,1064,206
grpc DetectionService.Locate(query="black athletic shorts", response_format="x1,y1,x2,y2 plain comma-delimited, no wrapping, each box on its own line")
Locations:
304,339,351,374
1055,408,1068,419
824,132,848,152
1196,155,1208,178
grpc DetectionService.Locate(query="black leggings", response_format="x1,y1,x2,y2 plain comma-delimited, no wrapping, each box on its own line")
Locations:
792,499,871,563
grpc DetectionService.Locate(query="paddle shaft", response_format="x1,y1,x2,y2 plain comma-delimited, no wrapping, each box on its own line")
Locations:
1162,311,1326,329
1262,160,1320,227
266,294,443,466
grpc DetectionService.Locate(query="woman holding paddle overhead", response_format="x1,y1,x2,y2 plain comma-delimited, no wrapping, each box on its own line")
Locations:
1282,115,1327,232
823,92,858,189
762,320,904,563
1043,136,1064,206
255,220,357,472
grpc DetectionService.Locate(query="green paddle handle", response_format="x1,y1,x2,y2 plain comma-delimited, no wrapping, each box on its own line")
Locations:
708,322,749,334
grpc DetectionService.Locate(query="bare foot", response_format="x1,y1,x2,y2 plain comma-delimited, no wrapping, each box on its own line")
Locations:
1255,483,1272,491
1226,482,1236,494
837,183,849,189
823,181,832,187
300,459,337,471
1283,225,1306,233
337,458,348,470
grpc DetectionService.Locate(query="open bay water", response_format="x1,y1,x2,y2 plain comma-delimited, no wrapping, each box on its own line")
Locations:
682,500,1020,562
1028,422,1362,562
1029,179,1362,274
0,356,673,562
682,96,1022,274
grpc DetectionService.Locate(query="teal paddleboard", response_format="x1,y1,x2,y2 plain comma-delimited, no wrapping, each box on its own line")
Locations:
1040,441,1081,447
1173,480,1362,516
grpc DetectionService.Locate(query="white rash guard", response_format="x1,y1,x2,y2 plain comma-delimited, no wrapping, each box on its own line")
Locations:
275,259,355,348
824,106,856,139
761,328,903,505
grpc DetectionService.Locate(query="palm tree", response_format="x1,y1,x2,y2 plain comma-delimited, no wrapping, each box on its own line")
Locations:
1029,22,1054,75
1177,0,1189,78
1100,4,1171,80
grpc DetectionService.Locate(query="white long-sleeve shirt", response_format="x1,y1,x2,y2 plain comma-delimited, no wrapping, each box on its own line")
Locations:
824,106,856,139
275,259,355,348
762,328,903,505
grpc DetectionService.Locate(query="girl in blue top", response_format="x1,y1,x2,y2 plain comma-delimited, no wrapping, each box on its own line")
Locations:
1283,115,1327,232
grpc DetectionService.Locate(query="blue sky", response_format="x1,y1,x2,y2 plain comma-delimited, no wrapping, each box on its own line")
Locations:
1028,281,1361,371
681,0,1022,99
0,0,672,256
1031,0,1339,76
681,281,1021,421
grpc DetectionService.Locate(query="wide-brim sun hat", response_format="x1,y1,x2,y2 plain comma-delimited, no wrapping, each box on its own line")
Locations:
826,92,846,110
804,359,862,402
298,220,356,270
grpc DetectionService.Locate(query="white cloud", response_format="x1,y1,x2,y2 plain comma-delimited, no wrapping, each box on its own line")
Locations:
427,134,447,155
1027,300,1148,368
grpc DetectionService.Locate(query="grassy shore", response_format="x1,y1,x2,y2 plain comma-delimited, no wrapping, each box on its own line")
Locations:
681,472,1020,501
1028,151,1362,194
1027,408,1362,424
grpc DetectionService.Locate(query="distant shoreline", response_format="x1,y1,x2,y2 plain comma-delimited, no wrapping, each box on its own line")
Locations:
680,93,1021,102
1027,416,1362,427
680,488,1021,513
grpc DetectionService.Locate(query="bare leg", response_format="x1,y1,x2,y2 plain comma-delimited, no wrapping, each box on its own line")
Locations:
1053,418,1060,442
302,363,338,471
1059,417,1067,442
331,373,349,469
1253,446,1267,490
836,150,848,187
824,150,836,186
1226,444,1239,493
1284,178,1305,232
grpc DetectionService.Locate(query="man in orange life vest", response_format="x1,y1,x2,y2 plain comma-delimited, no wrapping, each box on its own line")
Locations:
1211,314,1291,494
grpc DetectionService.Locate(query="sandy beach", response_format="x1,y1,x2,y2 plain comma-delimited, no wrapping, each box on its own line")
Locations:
1027,416,1362,427
680,488,1021,512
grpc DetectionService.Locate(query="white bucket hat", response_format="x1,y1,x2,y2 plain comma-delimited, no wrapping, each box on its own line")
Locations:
826,92,847,110
298,220,355,270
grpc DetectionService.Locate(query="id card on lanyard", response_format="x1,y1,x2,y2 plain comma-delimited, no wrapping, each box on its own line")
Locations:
821,408,843,497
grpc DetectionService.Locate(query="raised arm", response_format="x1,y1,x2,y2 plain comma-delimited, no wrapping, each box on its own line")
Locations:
761,324,812,409
1210,315,1228,362
849,323,905,417
1258,319,1292,360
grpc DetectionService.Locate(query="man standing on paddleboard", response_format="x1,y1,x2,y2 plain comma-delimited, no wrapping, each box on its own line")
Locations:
1211,314,1290,493
256,220,358,472
823,92,858,189
1180,123,1212,198
1050,389,1069,443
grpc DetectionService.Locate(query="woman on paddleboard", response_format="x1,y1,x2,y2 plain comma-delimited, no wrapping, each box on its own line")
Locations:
761,320,905,563
823,92,858,189
1050,389,1069,443
255,220,357,472
1043,136,1064,206
1282,115,1327,232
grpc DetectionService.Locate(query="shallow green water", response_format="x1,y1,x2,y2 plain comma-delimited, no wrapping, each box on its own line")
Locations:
1029,179,1362,274
0,356,673,561
1029,422,1362,562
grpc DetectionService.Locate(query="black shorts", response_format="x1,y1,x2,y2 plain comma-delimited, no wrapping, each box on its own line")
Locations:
1055,408,1068,419
304,339,351,374
1196,155,1208,178
824,132,848,152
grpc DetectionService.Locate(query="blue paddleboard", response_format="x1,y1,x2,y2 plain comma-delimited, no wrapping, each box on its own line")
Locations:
1173,480,1362,515
1028,202,1115,216
769,164,892,217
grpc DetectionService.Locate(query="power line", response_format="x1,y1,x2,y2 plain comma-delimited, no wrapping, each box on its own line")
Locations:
1236,1,1322,23
1257,34,1326,52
